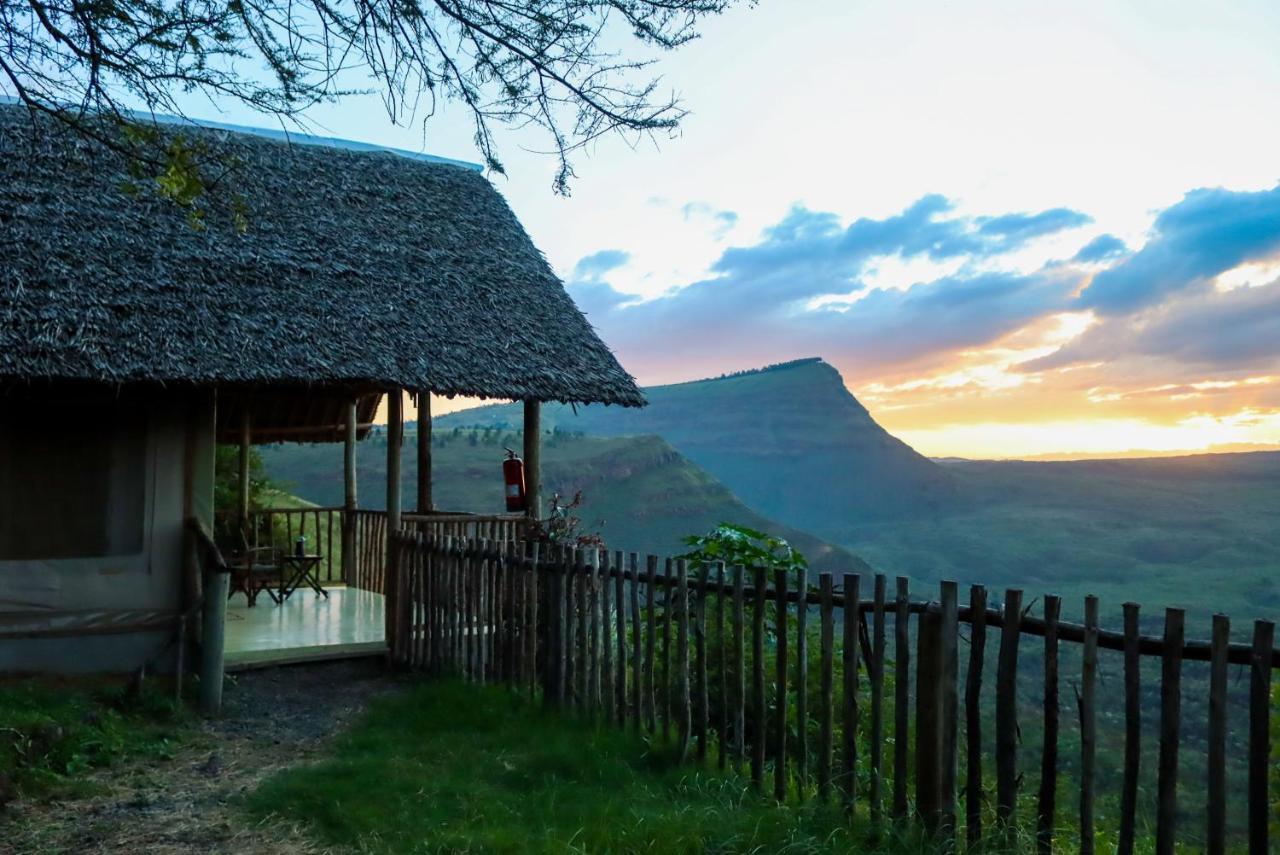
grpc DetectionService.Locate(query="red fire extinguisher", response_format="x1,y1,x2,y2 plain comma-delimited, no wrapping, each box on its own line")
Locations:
503,448,526,512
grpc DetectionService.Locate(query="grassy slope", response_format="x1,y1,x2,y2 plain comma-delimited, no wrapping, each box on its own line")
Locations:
259,431,871,575
247,679,931,854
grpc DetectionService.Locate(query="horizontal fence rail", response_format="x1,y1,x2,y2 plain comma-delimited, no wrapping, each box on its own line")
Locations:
389,533,1278,853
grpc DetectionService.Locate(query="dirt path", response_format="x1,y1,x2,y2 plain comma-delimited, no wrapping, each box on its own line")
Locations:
3,659,401,855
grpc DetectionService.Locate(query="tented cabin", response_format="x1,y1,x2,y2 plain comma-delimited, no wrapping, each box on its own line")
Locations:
0,104,642,702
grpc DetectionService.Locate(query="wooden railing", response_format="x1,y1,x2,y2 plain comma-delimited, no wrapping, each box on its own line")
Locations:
389,534,1279,853
221,508,525,592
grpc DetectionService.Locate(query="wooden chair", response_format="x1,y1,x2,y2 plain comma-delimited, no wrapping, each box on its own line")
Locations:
224,524,283,607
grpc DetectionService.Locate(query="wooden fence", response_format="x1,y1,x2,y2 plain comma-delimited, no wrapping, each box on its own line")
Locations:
390,533,1278,853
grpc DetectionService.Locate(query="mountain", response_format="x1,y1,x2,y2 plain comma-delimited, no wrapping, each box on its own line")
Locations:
259,430,871,576
436,358,958,535
437,359,1280,623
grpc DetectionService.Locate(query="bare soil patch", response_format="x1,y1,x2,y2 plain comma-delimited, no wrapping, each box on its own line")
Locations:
2,658,401,855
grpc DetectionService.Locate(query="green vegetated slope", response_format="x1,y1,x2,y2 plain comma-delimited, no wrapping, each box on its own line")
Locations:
436,357,959,530
841,452,1280,624
259,431,870,575
436,358,1280,625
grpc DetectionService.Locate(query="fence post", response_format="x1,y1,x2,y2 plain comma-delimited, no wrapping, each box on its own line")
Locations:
1118,602,1141,855
1249,619,1274,855
965,584,988,848
939,581,958,841
677,558,692,763
1037,595,1061,855
818,573,835,803
1156,608,1184,855
1207,614,1229,855
893,577,911,820
915,607,943,833
996,588,1023,835
871,574,887,823
773,566,789,802
1080,595,1099,855
751,565,767,792
842,574,861,815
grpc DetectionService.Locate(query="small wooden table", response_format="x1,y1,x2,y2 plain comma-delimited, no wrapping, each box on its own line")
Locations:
279,554,327,600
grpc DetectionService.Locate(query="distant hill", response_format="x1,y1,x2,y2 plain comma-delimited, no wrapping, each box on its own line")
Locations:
436,358,959,535
259,430,871,576
437,360,1280,623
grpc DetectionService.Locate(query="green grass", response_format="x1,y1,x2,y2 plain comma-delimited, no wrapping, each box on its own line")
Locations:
247,679,933,854
0,677,189,801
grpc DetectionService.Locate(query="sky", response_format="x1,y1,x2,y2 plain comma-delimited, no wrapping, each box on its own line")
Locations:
137,0,1280,459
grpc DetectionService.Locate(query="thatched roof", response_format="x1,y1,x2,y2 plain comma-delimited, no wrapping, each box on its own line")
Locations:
0,104,644,408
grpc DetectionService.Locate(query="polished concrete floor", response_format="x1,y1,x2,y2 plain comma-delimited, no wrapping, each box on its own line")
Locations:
224,586,386,665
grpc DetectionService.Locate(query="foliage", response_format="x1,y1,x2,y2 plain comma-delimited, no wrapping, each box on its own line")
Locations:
526,490,605,549
682,522,808,575
2,0,749,197
0,678,188,804
213,445,285,541
246,678,936,853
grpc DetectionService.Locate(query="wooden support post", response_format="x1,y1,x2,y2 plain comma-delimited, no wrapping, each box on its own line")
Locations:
385,390,403,650
342,401,358,583
417,392,432,512
523,400,541,518
198,562,229,715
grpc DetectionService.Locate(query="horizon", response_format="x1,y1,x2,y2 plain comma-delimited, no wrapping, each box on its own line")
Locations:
33,0,1280,460
391,354,1280,463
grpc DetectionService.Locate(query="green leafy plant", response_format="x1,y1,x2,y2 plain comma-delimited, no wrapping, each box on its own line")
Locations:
681,523,807,575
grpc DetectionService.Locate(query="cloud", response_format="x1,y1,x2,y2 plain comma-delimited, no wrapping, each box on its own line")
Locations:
976,208,1092,246
569,195,1085,378
1031,276,1280,375
572,249,631,281
1071,234,1128,263
681,201,739,236
568,186,1280,404
1078,184,1280,314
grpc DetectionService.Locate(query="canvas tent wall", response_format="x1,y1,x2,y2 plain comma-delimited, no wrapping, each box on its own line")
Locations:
0,387,215,672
